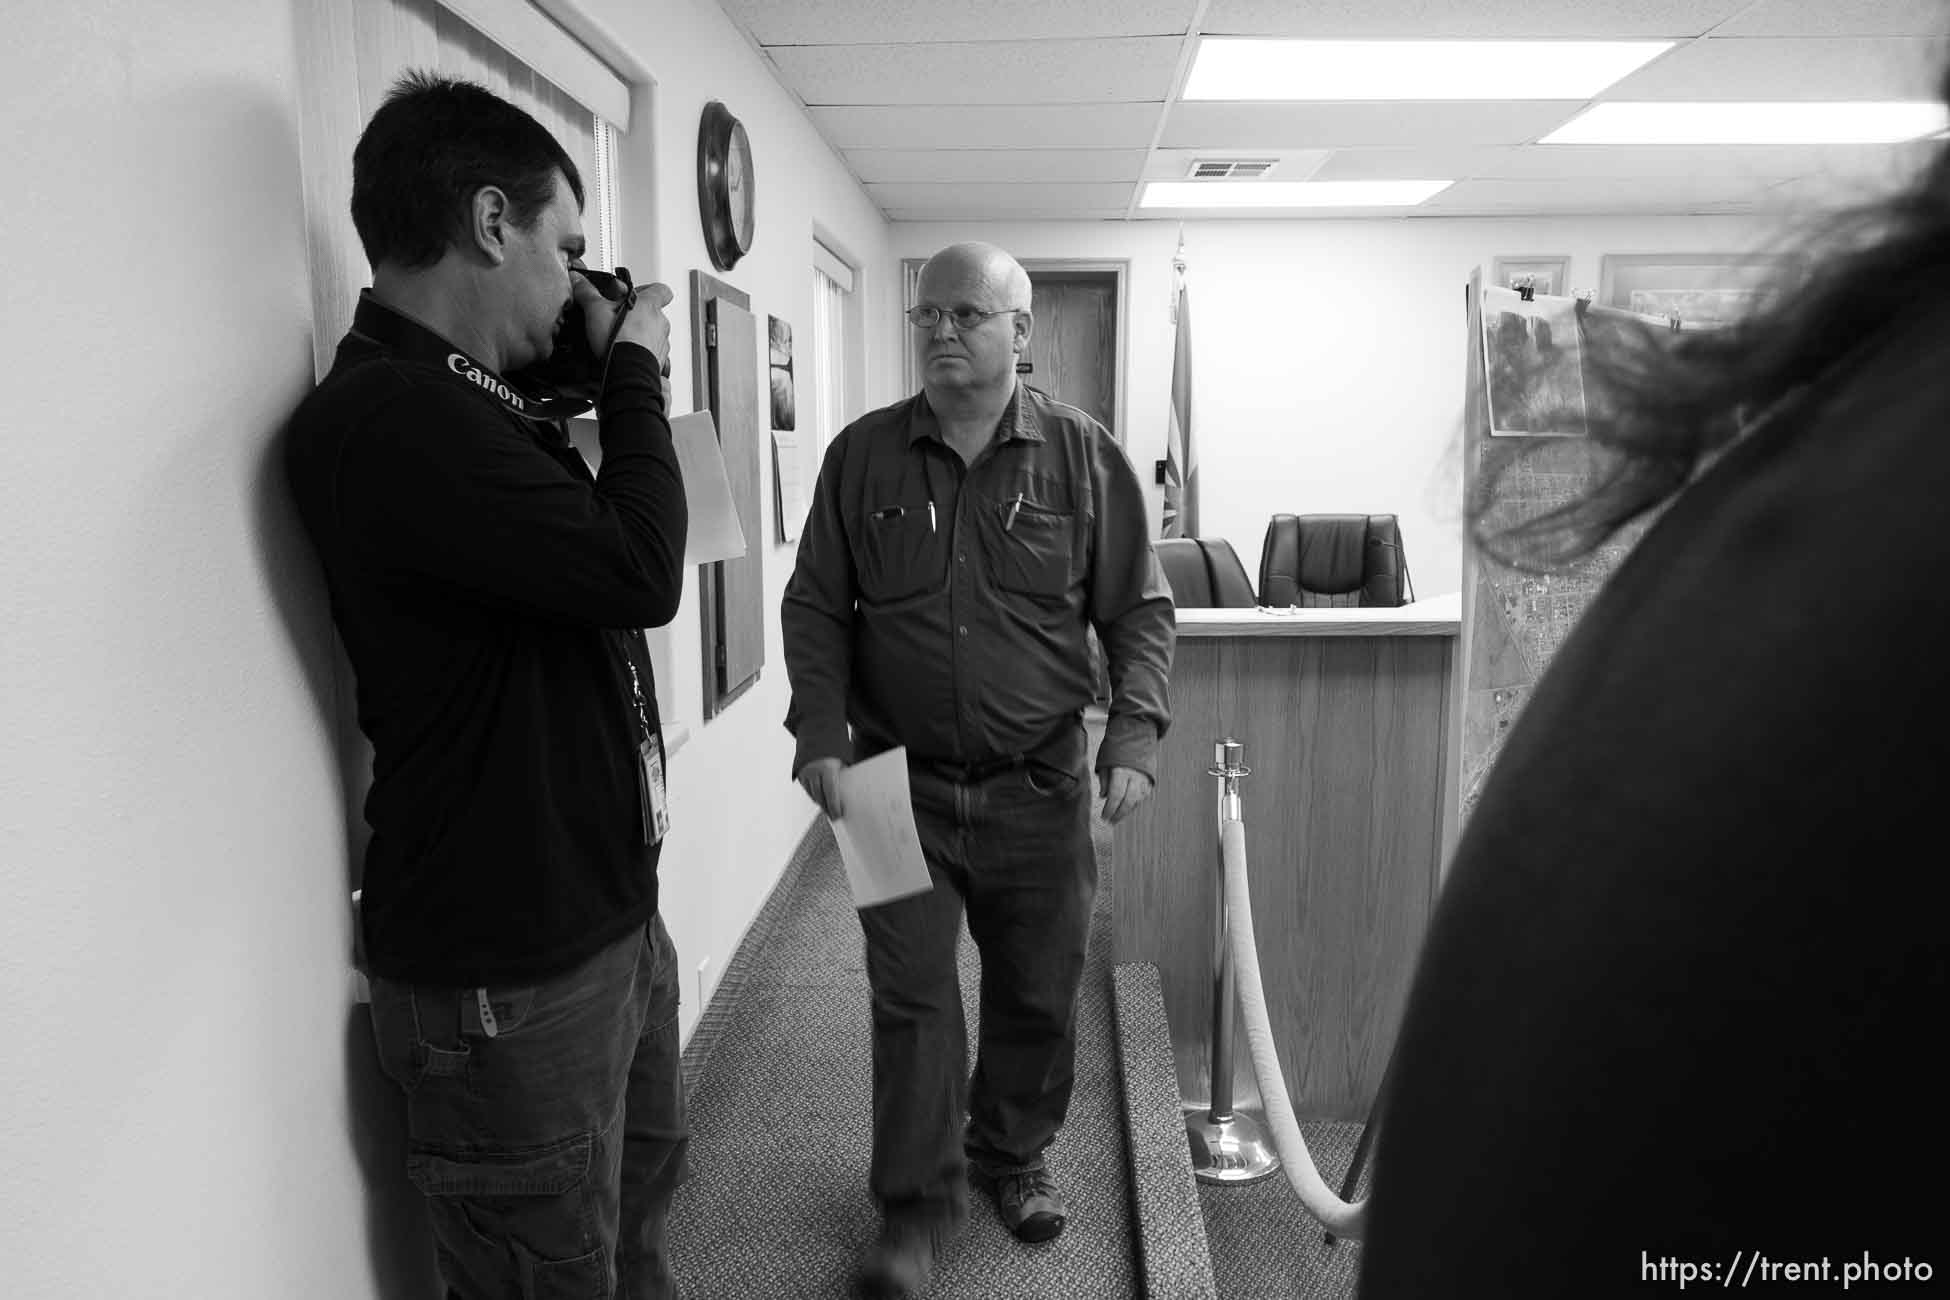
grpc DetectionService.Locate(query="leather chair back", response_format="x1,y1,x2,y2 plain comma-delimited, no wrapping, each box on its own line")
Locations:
1156,537,1258,608
1157,538,1215,606
1196,538,1258,607
1257,514,1410,608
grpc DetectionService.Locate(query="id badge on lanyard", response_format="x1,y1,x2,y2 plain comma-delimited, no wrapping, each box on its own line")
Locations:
619,634,668,845
638,734,669,845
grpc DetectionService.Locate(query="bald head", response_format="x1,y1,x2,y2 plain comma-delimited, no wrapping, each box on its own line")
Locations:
920,242,1032,309
913,242,1035,405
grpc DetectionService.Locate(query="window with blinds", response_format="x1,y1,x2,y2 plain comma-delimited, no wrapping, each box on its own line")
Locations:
811,242,856,457
295,0,632,378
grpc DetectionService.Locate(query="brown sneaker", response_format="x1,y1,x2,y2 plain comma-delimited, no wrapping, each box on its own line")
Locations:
976,1166,1068,1243
854,1214,963,1299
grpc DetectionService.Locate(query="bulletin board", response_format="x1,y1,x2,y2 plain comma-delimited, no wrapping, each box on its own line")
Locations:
1459,270,1647,820
690,269,765,720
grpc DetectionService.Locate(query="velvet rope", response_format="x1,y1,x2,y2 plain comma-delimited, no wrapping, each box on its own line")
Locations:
1220,816,1369,1240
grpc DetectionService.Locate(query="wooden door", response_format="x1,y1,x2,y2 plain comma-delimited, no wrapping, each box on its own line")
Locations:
1024,274,1118,437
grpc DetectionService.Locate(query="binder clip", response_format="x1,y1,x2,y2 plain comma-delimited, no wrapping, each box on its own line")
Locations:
1573,290,1593,322
1516,278,1536,302
1668,313,1684,332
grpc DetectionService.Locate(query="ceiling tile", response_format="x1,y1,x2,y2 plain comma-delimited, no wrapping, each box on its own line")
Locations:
1142,148,1333,180
1604,36,1943,100
1305,146,1523,180
866,182,1138,212
848,149,1147,183
1309,141,1928,181
810,104,1162,149
753,0,1950,224
1125,201,1433,220
886,210,1134,222
1713,0,1950,38
1767,163,1923,206
1199,0,1746,39
1423,175,1774,212
768,37,1182,105
1161,101,1583,149
717,0,1198,44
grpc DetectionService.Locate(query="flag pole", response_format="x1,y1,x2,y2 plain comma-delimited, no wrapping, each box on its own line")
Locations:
1162,230,1195,539
1173,226,1186,320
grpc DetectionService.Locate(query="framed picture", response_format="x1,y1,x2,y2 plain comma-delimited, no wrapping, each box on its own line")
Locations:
1598,253,1785,330
1490,256,1571,299
1480,284,1588,437
767,315,795,431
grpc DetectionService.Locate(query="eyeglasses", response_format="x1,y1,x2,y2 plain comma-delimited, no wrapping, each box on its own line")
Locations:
905,304,1023,330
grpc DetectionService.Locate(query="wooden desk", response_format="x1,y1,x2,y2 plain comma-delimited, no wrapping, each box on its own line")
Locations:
1112,594,1461,1121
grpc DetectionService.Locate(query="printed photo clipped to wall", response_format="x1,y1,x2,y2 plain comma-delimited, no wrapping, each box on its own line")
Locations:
768,315,795,431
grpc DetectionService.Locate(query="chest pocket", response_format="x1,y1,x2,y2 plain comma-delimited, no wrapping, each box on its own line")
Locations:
856,503,940,604
980,494,1076,600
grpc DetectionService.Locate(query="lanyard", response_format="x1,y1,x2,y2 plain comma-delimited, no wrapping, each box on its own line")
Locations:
617,631,654,744
345,292,593,423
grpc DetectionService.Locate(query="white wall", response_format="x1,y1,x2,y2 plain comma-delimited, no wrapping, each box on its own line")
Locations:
891,213,1782,596
0,1,893,1296
0,2,378,1296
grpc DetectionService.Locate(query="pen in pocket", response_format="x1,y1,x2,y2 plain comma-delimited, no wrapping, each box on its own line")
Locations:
928,500,937,533
1005,492,1024,532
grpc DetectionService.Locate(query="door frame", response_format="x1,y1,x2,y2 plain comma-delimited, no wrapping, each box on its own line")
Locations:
901,257,1129,443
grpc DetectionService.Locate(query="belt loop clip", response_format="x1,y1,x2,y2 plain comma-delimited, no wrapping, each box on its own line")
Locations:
474,987,500,1038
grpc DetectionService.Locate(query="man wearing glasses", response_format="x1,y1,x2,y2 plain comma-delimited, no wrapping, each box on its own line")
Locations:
782,242,1174,1299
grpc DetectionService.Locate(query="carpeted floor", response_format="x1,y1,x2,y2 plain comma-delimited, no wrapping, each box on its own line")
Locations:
669,709,1376,1299
668,731,1139,1298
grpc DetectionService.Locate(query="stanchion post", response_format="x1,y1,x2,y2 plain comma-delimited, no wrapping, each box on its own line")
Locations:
1184,737,1280,1184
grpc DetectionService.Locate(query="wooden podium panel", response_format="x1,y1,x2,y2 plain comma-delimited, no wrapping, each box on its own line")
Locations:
1113,610,1458,1121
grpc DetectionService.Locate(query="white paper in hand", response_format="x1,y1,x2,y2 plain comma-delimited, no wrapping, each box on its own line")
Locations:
829,748,932,909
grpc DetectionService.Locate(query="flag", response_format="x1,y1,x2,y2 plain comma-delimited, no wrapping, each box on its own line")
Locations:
1161,258,1198,539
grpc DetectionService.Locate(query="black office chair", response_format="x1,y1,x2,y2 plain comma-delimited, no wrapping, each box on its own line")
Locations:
1257,514,1412,608
1156,537,1258,608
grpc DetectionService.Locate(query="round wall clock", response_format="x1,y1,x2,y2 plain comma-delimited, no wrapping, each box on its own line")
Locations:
697,101,755,271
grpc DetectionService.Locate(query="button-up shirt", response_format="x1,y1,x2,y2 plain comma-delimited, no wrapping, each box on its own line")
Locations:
782,383,1175,779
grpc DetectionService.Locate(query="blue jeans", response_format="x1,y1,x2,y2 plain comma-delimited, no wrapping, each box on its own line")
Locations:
367,915,689,1299
857,726,1097,1226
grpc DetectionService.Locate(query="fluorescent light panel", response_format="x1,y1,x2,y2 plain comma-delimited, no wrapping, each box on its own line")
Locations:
1140,180,1452,209
1183,38,1672,101
1542,101,1949,145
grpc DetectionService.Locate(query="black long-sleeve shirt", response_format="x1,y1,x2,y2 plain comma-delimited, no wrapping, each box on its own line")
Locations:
781,384,1173,779
286,293,686,986
1360,304,1950,1291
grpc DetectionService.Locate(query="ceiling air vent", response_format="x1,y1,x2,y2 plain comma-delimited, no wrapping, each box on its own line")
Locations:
1188,158,1276,179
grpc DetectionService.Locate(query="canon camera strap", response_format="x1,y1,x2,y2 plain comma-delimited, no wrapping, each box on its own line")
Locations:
346,292,592,424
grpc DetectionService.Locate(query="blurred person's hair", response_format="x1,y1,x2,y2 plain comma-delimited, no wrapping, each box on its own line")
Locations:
352,71,584,271
1473,64,1950,571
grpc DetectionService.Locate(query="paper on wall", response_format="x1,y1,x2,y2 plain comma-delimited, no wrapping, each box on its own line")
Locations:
670,409,747,565
772,430,806,544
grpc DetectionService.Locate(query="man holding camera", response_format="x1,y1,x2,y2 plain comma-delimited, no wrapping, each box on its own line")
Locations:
286,73,689,1298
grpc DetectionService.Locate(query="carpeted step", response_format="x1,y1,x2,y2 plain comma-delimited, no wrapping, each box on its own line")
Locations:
1111,962,1220,1300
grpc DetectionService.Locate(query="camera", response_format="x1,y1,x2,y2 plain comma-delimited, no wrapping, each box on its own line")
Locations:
510,265,652,410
